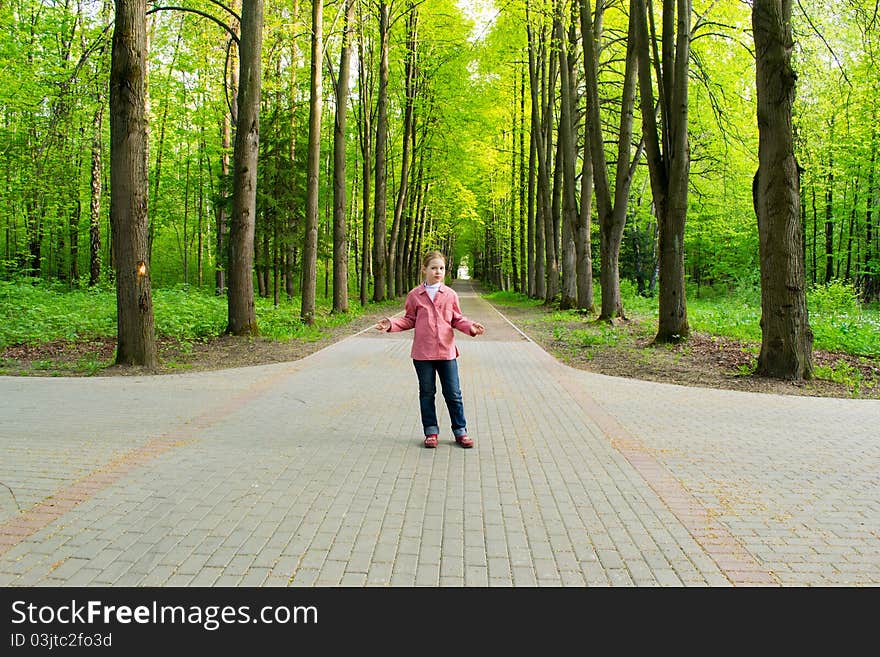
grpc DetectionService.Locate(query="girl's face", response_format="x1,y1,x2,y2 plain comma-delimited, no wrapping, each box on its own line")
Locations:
423,258,446,284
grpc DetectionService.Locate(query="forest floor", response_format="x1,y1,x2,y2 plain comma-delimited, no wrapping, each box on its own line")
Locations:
492,301,880,400
2,292,878,400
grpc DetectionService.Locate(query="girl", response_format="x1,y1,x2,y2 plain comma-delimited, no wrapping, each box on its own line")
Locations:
375,252,485,448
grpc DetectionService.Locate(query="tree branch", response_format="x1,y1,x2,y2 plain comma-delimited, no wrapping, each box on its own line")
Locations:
206,0,240,23
146,6,239,45
795,0,852,88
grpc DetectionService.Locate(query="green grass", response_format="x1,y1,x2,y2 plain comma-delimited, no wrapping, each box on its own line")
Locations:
0,279,400,348
482,278,880,359
481,289,544,309
689,282,880,358
4,276,878,365
813,360,867,397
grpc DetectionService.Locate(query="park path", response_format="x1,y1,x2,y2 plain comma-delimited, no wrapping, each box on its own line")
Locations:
0,281,877,586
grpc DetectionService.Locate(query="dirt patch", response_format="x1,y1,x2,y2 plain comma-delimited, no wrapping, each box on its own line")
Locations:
491,302,880,400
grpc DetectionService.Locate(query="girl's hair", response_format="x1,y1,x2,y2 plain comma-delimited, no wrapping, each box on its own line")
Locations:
421,251,446,268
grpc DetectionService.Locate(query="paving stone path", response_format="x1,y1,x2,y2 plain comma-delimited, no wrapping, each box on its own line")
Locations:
1,281,877,586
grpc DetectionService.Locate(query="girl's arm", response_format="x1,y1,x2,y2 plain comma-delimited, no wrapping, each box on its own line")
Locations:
383,294,417,332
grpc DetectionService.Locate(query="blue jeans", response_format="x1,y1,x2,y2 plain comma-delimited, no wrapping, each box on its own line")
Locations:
413,359,468,438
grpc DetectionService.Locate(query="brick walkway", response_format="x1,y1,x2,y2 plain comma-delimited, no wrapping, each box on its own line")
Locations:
0,281,877,586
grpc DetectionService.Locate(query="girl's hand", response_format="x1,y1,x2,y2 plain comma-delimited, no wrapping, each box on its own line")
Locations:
471,323,485,336
375,318,391,331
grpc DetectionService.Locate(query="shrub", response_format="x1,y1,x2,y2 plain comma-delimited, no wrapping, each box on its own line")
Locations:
808,281,861,315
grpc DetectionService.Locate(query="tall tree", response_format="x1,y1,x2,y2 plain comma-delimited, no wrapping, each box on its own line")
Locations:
357,0,374,306
580,0,642,321
88,95,103,287
865,122,878,300
543,23,559,304
567,0,594,311
555,0,578,310
519,63,529,296
89,9,110,289
300,0,322,325
372,0,390,302
389,0,418,297
634,0,691,341
285,0,300,300
331,0,356,314
824,117,835,283
526,0,548,300
217,2,241,296
226,0,263,335
752,0,813,379
110,0,157,367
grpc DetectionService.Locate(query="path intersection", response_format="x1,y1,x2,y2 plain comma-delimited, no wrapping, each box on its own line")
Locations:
1,282,877,586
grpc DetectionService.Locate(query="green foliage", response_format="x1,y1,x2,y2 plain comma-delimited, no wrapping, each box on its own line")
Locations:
152,286,228,339
815,359,879,397
564,325,622,349
0,280,117,346
808,281,862,315
688,296,763,343
618,279,657,316
0,281,402,348
685,285,880,357
810,314,880,358
481,289,543,308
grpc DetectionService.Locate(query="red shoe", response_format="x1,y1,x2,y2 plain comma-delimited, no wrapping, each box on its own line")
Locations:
424,434,438,448
455,434,473,448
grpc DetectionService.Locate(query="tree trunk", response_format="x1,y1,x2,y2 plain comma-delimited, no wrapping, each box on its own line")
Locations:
810,180,817,284
520,64,529,295
332,0,356,314
526,2,547,300
183,152,190,285
372,1,390,301
510,73,519,292
198,130,205,288
226,0,263,335
387,2,417,298
110,0,157,367
528,98,537,297
635,0,690,342
568,1,593,311
216,42,236,295
824,119,834,284
544,47,559,303
89,100,103,287
581,0,640,321
357,0,373,307
555,4,578,310
301,0,322,325
577,136,595,311
845,171,858,281
284,0,298,301
752,0,813,380
403,120,424,287
864,124,878,301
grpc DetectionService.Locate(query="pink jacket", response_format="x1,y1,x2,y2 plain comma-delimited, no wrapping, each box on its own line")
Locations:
386,284,477,360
